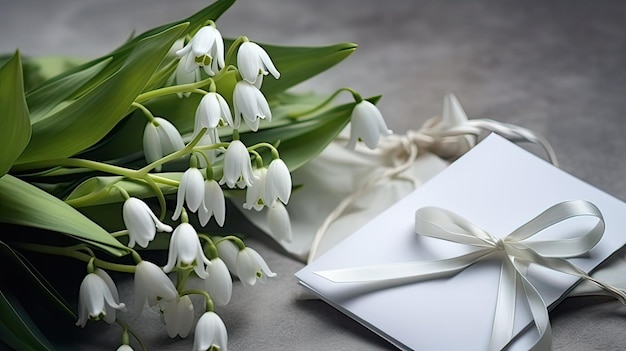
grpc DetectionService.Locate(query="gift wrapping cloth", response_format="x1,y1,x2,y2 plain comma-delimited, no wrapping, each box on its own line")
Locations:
296,134,626,350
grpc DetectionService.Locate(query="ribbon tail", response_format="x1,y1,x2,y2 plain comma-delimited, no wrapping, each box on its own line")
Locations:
517,265,552,351
315,249,492,283
489,257,518,351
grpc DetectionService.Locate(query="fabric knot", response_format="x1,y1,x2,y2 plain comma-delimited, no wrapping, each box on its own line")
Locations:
494,239,506,251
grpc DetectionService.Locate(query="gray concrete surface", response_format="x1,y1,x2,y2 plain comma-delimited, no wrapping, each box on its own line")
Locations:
2,0,626,350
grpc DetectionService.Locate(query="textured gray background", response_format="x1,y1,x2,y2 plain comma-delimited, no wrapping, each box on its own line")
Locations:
2,0,626,350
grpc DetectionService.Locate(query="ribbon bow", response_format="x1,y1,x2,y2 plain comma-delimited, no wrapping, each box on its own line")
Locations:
316,200,626,350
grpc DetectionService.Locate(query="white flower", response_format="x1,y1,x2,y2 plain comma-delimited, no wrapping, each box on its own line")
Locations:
195,92,234,132
267,202,293,243
199,179,226,227
171,51,201,97
346,100,392,150
76,269,126,327
243,168,267,211
143,117,185,171
193,311,228,351
133,261,178,317
205,257,232,306
163,295,194,338
265,158,291,206
172,167,206,221
116,345,134,351
219,140,258,189
215,239,276,285
233,81,271,132
123,197,172,248
176,25,225,76
215,239,239,274
236,247,276,286
163,223,210,279
237,41,280,88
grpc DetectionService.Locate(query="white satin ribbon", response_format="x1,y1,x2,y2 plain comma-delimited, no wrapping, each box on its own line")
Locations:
315,200,626,350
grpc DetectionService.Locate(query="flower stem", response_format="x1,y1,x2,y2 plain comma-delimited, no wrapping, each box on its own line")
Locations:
16,243,137,273
181,289,214,312
247,142,280,159
225,36,248,65
135,77,216,104
131,102,158,124
288,87,362,119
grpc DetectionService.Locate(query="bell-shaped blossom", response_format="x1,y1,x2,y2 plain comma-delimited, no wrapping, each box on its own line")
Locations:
267,202,293,243
172,167,206,221
143,117,185,171
346,100,392,150
176,25,225,76
195,92,234,131
215,240,275,286
76,269,126,327
265,158,291,206
163,223,210,279
232,81,271,132
215,239,239,274
237,41,280,88
236,247,276,286
199,179,226,227
205,257,232,306
219,140,258,189
123,197,172,248
171,51,201,97
116,345,134,351
163,295,194,338
133,261,178,317
243,168,267,211
193,311,228,351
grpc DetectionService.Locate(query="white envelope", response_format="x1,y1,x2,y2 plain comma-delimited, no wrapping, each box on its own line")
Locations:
295,134,626,350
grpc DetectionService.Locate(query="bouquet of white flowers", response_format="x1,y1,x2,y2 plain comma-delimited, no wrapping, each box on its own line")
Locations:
0,0,390,349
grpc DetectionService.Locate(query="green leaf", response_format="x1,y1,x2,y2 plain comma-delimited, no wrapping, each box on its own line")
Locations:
0,51,31,176
14,23,188,166
0,174,127,256
260,42,358,97
0,290,53,351
26,58,110,123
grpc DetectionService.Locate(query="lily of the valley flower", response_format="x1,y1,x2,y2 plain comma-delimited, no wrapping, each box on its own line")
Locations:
346,100,392,150
195,92,234,131
205,257,232,306
193,311,228,351
237,41,280,88
195,128,221,166
123,197,172,248
172,51,201,97
133,261,178,317
116,345,134,351
76,269,126,327
163,295,194,338
217,240,276,287
163,223,210,279
265,158,291,206
219,140,258,189
232,80,271,132
172,167,206,221
199,179,226,227
267,202,293,243
143,117,185,171
243,168,267,211
176,25,225,76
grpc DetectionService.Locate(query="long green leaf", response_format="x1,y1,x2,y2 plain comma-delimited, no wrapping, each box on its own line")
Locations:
0,290,53,351
14,24,187,166
26,58,110,123
0,51,31,176
0,174,127,256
